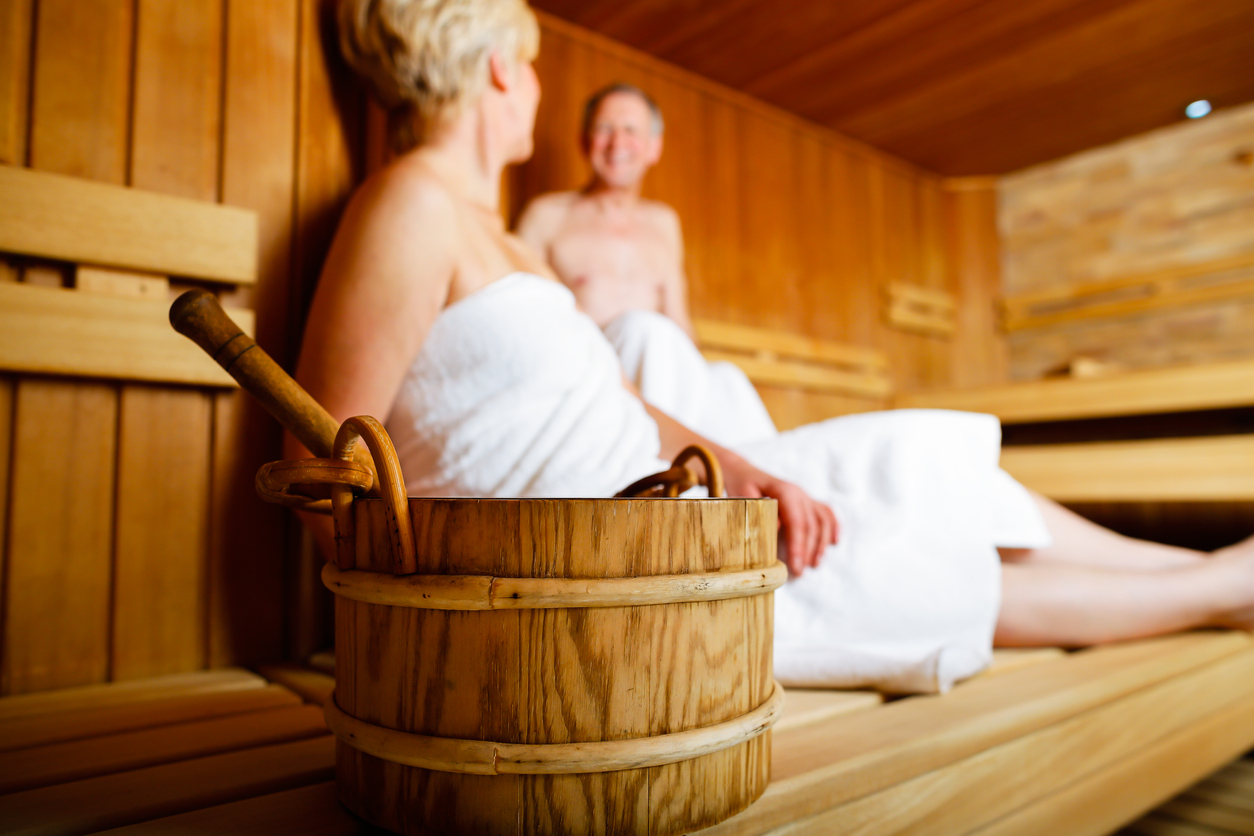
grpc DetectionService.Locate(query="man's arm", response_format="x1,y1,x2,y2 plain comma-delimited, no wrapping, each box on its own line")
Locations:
656,206,696,340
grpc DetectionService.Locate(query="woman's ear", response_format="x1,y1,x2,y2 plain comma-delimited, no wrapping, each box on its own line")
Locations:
487,51,511,92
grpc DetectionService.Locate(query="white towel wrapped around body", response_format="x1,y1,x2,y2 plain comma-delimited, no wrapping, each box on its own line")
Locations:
386,273,1051,693
603,310,777,448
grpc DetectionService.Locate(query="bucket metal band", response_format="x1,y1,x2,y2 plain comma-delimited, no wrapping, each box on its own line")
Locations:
323,682,784,776
322,561,787,611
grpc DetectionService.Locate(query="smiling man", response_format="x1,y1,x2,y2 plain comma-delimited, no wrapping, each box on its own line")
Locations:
517,83,694,338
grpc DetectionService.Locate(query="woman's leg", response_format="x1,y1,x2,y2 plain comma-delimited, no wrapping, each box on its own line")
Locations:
996,543,1254,646
998,491,1208,571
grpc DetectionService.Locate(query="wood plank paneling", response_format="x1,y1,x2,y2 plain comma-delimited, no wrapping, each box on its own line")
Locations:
532,0,1254,175
112,387,213,679
210,0,300,668
112,0,225,683
0,0,32,166
27,0,133,182
1,381,116,694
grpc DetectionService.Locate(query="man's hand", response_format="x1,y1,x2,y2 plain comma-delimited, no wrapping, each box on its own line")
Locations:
722,455,838,576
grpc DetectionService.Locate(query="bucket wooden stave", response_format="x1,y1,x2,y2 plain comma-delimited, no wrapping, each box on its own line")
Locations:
335,493,778,835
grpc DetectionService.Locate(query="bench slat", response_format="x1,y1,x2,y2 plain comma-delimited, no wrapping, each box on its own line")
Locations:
255,664,336,707
699,632,1253,835
0,668,266,722
895,358,1254,423
93,781,371,835
0,684,301,753
694,320,887,371
1000,435,1254,501
968,693,1254,836
703,349,892,398
0,734,335,836
0,704,327,794
0,164,257,284
715,644,1254,836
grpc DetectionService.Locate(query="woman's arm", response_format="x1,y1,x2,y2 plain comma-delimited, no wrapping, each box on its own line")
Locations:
285,165,457,555
638,394,838,576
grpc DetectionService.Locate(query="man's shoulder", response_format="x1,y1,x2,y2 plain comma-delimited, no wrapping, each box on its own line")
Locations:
521,190,581,217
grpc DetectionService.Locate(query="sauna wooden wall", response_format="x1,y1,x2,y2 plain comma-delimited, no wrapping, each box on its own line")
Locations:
513,13,1007,413
999,101,1254,380
0,0,366,694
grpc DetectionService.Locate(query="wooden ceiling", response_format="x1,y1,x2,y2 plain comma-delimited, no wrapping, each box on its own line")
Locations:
530,0,1254,175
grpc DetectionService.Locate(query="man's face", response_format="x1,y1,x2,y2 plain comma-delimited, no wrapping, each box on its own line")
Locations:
584,92,662,190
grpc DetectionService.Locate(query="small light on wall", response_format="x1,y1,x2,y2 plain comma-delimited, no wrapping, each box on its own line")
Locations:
1185,100,1212,119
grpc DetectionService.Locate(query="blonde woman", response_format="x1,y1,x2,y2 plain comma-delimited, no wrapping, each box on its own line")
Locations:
291,0,1254,693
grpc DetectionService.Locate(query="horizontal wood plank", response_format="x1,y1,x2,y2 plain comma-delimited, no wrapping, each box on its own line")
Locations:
895,358,1254,422
699,632,1253,835
0,282,252,386
97,781,371,835
0,668,265,722
254,664,336,707
0,734,334,835
1000,436,1254,501
703,349,892,398
0,704,328,793
694,319,888,371
774,689,883,734
0,164,256,283
0,683,301,752
969,692,1254,836
734,645,1254,836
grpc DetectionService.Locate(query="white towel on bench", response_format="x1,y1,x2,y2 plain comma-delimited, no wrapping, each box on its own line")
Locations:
603,310,778,448
386,273,1050,694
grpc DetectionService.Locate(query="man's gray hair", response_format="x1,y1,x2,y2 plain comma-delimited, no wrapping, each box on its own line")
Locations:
581,82,664,138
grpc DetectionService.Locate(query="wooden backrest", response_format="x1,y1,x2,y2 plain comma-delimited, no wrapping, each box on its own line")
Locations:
693,318,892,400
0,165,268,697
0,165,256,387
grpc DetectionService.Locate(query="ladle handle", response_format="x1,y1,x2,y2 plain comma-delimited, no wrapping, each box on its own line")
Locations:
169,289,376,486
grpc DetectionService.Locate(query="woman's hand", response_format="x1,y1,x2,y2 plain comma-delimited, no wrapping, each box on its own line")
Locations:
722,454,838,576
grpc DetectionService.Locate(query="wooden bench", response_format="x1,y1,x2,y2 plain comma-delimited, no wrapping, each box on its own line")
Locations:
896,359,1254,502
2,637,1251,834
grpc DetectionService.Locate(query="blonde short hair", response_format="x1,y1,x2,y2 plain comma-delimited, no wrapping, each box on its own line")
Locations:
339,0,539,151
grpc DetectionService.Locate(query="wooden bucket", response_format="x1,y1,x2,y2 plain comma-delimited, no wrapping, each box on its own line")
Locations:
262,416,783,835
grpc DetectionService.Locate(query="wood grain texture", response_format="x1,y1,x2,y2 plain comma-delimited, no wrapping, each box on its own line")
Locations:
210,0,301,668
532,0,1254,175
896,357,1254,422
27,0,132,181
969,692,1254,836
98,780,373,836
0,734,335,835
111,386,213,680
0,703,327,793
999,436,1254,502
1,380,116,694
0,282,251,386
700,632,1254,835
0,164,258,283
0,683,300,752
334,497,776,835
0,667,264,722
0,0,31,166
743,645,1254,836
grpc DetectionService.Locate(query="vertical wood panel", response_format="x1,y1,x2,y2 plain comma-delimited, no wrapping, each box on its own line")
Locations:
113,0,224,680
1,381,116,694
287,0,366,656
5,0,136,693
27,0,133,181
112,387,212,679
0,374,12,684
209,0,299,668
946,181,1008,389
0,0,33,166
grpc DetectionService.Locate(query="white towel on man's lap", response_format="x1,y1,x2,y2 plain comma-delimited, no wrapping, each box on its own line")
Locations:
386,273,1051,694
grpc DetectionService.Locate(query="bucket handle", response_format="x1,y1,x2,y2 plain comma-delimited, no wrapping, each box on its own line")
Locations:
254,416,415,573
616,444,725,498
